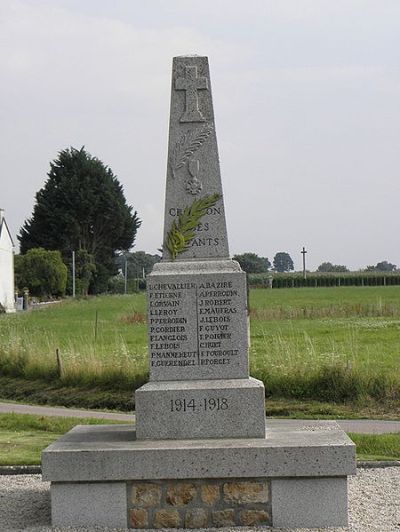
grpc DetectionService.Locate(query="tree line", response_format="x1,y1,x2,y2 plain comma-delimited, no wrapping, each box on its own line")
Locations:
232,252,294,273
16,146,397,298
232,253,397,275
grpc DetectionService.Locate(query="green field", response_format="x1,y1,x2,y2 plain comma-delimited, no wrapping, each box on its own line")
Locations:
250,287,400,404
0,287,399,409
0,413,123,465
0,295,148,389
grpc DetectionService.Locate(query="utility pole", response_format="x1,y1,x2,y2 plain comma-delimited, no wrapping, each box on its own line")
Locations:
72,251,76,297
301,246,307,280
124,256,128,295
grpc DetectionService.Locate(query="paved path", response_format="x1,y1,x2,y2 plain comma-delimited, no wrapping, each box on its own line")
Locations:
0,401,134,421
334,419,400,434
1,401,400,433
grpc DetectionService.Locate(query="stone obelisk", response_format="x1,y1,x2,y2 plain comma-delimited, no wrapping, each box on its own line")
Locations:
163,56,229,261
135,56,266,440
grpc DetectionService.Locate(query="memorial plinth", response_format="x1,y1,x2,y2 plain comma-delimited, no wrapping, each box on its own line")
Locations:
42,55,356,529
136,260,266,440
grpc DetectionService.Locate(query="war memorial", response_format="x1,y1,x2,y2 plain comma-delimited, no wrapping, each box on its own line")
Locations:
42,56,356,529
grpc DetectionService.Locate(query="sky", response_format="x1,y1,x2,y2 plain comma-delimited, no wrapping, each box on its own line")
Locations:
1,0,400,271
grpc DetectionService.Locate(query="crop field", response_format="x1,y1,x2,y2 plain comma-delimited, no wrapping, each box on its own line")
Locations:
0,286,399,406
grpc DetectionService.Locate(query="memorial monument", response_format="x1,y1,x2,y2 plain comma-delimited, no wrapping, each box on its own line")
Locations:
42,56,356,529
135,55,265,442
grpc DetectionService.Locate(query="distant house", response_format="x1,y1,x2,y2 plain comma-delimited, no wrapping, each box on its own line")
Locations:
0,209,15,312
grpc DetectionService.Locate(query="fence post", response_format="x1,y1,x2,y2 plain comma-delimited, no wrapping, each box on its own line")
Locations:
56,348,63,378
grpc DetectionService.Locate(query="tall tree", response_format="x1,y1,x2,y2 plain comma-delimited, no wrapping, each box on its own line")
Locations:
273,252,294,273
365,261,397,272
19,147,141,293
375,261,397,272
317,262,349,273
233,253,271,273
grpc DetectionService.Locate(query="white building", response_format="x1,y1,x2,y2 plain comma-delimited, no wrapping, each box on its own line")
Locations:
0,209,15,312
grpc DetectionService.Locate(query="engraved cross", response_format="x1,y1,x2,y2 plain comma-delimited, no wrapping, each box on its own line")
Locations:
175,65,208,123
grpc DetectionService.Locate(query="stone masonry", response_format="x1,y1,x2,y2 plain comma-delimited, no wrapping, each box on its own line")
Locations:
128,479,271,528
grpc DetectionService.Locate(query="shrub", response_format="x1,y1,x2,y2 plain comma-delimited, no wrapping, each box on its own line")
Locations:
15,248,67,298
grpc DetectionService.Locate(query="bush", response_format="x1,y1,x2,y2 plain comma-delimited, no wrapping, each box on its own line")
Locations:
233,253,271,273
15,248,67,298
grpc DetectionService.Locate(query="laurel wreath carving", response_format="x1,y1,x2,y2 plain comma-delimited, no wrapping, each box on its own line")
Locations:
166,193,221,259
170,124,214,177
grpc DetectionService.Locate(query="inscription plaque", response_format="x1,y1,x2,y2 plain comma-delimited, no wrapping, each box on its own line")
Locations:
148,271,249,381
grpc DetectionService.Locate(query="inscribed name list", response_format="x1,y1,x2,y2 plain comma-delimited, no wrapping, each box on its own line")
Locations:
148,272,249,381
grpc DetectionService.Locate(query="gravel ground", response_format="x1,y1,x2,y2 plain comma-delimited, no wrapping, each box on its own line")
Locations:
0,468,399,531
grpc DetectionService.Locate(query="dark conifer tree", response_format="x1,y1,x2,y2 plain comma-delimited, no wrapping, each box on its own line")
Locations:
19,147,141,293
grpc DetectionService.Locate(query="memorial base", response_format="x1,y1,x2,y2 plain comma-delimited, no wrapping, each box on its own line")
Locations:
42,420,356,529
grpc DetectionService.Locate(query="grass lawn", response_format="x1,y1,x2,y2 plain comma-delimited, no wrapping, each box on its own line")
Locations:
249,287,400,404
349,432,400,461
1,293,148,357
250,286,400,373
0,413,126,466
250,285,400,312
0,294,148,388
0,286,399,408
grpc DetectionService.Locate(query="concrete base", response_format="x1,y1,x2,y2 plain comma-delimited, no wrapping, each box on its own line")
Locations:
271,477,348,528
42,420,356,529
51,482,127,528
135,378,266,439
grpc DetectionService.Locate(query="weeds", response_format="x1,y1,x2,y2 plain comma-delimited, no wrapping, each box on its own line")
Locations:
0,295,149,390
0,342,148,391
120,311,147,324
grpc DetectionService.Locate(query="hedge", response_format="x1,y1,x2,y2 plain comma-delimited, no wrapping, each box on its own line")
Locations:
248,272,400,289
